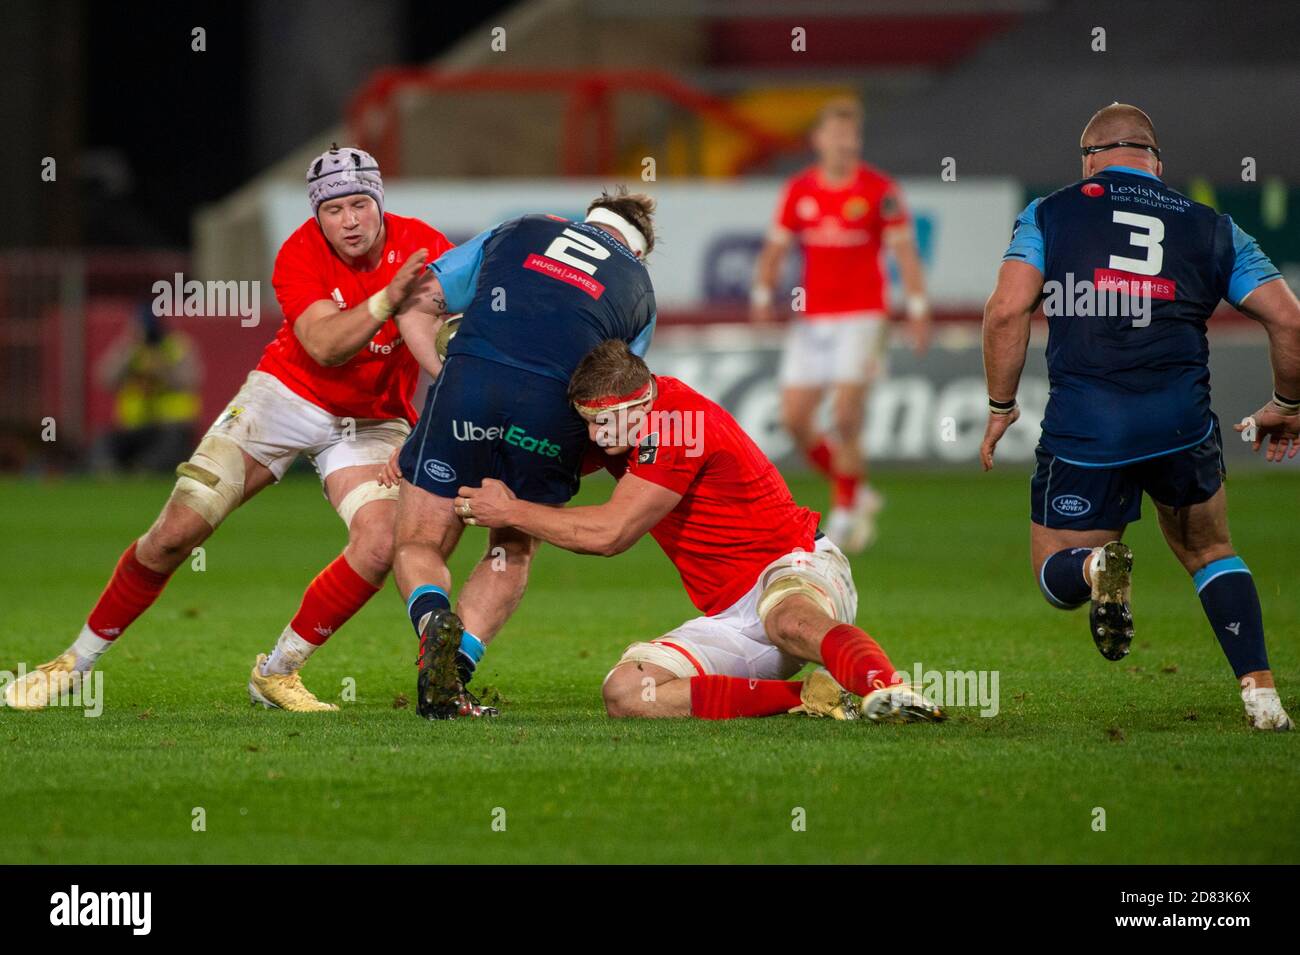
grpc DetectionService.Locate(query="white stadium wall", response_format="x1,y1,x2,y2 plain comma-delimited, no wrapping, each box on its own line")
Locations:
259,179,1283,470
262,178,1024,311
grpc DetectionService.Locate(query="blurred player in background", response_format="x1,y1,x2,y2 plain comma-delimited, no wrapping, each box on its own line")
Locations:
5,146,453,714
751,96,931,553
454,340,943,723
383,189,657,720
981,104,1298,731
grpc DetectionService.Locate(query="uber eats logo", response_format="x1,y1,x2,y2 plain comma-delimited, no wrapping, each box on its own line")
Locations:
453,421,561,458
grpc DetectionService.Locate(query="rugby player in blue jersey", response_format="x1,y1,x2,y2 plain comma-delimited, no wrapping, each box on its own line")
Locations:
980,103,1299,731
379,189,658,718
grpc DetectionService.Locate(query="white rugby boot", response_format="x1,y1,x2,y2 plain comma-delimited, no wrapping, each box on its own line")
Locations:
1242,686,1293,731
861,682,946,724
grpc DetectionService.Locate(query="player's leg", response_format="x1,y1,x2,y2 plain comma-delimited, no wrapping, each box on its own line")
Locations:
778,318,834,480
1028,447,1139,660
393,480,487,719
601,628,805,720
828,380,873,550
385,356,493,718
781,386,826,463
759,539,942,722
602,661,692,717
451,523,542,685
1148,477,1291,730
417,361,588,714
249,452,403,713
5,442,276,710
825,316,888,552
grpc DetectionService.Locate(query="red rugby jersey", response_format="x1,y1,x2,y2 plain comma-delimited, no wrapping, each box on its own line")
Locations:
610,376,820,615
773,161,910,316
257,212,453,422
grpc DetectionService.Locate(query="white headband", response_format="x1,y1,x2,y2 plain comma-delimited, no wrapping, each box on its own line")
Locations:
584,207,648,258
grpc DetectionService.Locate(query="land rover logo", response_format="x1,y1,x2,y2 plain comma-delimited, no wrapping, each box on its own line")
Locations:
1051,494,1091,516
424,459,456,483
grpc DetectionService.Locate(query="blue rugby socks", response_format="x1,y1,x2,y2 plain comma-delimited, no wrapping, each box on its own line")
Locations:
1194,557,1269,678
457,630,486,683
406,584,450,636
1039,547,1094,609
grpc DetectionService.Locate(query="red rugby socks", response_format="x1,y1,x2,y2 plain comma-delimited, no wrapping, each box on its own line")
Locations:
820,624,900,696
689,675,805,719
289,554,380,646
806,438,834,478
86,541,173,640
833,473,860,509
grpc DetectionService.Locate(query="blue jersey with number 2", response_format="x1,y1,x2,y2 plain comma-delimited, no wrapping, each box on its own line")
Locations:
429,214,657,385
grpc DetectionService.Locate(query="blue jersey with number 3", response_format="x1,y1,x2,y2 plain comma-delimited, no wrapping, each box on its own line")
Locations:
429,214,657,384
1003,167,1280,466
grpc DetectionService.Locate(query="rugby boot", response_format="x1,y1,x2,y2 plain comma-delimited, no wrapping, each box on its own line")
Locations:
416,608,497,720
861,682,946,724
789,667,859,719
3,652,81,711
248,654,338,712
1089,541,1135,661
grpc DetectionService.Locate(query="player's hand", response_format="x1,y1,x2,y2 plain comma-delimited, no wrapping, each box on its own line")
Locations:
1235,402,1300,463
454,478,517,528
979,407,1020,471
377,449,402,488
384,248,430,312
749,302,777,324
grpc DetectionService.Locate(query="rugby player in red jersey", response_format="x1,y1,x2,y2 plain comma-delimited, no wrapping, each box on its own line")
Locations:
5,146,453,713
751,97,931,553
453,340,944,722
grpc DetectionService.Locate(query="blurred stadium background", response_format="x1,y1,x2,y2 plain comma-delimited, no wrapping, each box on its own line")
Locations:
5,0,1299,476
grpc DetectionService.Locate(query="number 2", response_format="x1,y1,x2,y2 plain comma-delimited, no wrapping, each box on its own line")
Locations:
543,228,611,276
1110,211,1164,275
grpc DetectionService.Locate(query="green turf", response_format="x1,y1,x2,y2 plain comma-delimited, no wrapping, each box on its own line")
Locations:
0,469,1296,864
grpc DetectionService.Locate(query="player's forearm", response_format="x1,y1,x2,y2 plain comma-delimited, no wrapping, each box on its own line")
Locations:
887,233,923,295
752,241,785,294
296,302,390,367
503,500,626,557
394,310,445,379
982,302,1032,400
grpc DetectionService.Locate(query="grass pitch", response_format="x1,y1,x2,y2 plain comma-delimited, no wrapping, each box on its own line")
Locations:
1,469,1296,864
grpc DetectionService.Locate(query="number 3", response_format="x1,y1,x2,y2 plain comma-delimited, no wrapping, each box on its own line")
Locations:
1110,211,1164,275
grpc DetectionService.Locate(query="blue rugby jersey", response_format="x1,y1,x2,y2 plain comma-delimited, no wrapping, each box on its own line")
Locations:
1003,167,1279,466
429,214,657,384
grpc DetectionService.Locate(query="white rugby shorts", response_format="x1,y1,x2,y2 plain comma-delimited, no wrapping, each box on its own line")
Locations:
608,536,859,683
778,311,890,387
203,370,409,483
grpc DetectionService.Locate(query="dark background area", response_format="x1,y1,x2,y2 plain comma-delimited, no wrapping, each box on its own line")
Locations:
7,0,518,248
